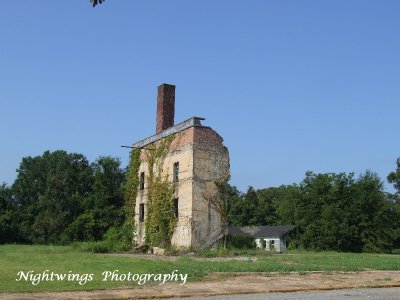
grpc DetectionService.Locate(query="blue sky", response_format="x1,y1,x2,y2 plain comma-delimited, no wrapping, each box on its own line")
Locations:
1,1,399,193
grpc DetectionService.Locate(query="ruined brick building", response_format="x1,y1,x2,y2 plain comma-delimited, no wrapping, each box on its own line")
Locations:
132,84,230,249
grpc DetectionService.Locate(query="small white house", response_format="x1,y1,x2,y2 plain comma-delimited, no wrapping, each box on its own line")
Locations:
228,225,295,252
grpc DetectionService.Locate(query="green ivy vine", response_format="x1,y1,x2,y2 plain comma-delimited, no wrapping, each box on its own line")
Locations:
145,135,177,248
124,148,141,225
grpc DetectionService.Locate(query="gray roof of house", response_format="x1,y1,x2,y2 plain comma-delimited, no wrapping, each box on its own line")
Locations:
131,116,206,149
227,225,295,238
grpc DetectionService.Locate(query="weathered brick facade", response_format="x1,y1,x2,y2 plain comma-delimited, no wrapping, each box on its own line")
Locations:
133,85,230,249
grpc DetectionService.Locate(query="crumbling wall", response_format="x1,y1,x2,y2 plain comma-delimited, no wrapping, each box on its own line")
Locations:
191,127,230,247
134,126,230,249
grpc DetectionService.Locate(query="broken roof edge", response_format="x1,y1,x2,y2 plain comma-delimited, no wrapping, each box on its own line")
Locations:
227,225,296,239
131,116,206,149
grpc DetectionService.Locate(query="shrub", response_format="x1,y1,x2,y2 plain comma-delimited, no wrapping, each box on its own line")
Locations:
81,222,135,253
226,234,256,249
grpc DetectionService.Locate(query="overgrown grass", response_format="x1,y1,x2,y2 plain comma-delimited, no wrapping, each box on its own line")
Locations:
0,244,399,293
74,222,134,253
195,247,269,257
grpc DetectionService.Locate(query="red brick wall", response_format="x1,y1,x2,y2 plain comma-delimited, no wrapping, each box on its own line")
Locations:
156,84,175,134
193,127,224,146
139,126,224,161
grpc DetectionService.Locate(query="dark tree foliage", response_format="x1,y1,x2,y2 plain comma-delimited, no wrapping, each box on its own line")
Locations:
388,157,400,195
63,156,126,242
3,150,126,245
12,150,93,243
0,184,22,243
90,0,105,7
228,185,290,227
281,171,400,252
226,171,400,253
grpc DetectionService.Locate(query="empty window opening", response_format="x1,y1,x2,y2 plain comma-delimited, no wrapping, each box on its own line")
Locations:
139,203,145,222
173,198,179,218
173,162,179,182
139,172,145,190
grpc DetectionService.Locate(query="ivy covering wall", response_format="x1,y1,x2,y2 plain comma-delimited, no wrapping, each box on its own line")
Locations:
124,148,141,225
145,136,177,248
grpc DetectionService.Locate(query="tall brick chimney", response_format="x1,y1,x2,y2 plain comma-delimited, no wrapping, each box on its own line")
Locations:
156,83,175,134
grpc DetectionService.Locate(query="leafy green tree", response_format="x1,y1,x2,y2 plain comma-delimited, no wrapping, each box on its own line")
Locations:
255,187,286,225
62,212,96,242
228,186,259,226
12,150,93,243
276,171,399,253
388,157,400,195
244,187,260,225
228,185,297,227
90,156,125,207
354,171,397,252
226,189,246,227
6,151,128,245
0,183,22,243
65,156,126,242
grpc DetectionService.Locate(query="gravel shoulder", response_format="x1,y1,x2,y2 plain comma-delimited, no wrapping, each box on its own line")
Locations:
1,270,400,300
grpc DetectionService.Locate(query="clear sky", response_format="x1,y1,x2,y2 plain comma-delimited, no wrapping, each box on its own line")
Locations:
1,1,399,193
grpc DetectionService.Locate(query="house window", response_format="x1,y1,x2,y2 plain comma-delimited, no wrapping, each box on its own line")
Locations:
173,162,179,182
139,203,145,222
270,240,275,250
139,172,145,190
173,198,179,218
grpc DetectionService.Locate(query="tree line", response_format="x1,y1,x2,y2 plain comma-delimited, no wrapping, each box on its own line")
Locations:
1,150,399,253
224,170,400,253
0,150,127,245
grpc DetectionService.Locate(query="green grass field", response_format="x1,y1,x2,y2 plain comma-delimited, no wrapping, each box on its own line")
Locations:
1,244,399,293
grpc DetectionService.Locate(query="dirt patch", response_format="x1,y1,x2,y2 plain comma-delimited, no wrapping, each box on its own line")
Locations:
1,271,400,299
105,253,181,261
105,253,260,262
